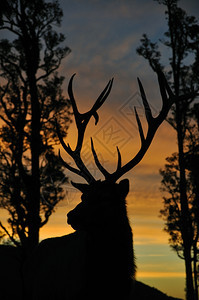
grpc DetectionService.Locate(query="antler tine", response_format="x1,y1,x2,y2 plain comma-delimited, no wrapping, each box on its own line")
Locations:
89,78,114,125
158,70,173,100
157,70,174,112
92,78,114,111
116,147,122,171
134,107,145,144
56,120,73,155
58,150,81,176
68,73,80,125
57,122,96,183
90,137,123,180
90,138,110,178
137,78,153,123
58,150,96,183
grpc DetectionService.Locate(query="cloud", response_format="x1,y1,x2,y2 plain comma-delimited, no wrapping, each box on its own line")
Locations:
58,0,168,101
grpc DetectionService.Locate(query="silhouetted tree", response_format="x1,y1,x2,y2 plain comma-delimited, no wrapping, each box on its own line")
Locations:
137,1,199,299
0,0,71,253
160,151,199,299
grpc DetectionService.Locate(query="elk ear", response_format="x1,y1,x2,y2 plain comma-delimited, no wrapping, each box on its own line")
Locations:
71,181,90,193
118,179,129,198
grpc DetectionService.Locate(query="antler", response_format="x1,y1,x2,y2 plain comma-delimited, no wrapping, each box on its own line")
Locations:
57,74,113,184
91,70,175,182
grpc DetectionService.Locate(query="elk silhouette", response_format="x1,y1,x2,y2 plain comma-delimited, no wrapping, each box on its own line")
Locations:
24,71,174,300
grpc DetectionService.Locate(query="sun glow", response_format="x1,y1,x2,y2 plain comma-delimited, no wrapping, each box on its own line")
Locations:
138,271,185,278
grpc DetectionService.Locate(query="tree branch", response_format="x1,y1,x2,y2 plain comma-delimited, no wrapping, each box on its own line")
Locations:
0,25,21,37
0,221,20,247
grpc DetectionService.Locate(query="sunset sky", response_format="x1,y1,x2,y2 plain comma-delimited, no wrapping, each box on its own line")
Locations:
1,0,199,299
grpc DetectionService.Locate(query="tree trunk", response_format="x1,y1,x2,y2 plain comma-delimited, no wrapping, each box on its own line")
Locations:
193,241,199,300
178,146,194,300
184,245,195,300
19,0,41,252
27,72,41,251
176,99,195,300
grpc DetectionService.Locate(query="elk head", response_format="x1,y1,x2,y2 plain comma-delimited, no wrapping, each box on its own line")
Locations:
67,179,129,231
57,71,175,230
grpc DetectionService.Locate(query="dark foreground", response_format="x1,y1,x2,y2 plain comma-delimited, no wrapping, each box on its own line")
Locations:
134,281,183,300
0,245,183,300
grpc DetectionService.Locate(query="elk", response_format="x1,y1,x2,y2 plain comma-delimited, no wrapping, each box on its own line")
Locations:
24,71,175,300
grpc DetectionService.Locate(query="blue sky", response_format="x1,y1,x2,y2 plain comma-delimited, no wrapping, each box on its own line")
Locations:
58,0,199,104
